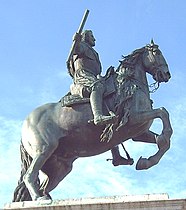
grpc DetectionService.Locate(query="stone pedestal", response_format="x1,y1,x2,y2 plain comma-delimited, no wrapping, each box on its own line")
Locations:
4,194,186,210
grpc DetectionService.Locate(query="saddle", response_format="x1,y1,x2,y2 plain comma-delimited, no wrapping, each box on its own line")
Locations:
60,67,116,107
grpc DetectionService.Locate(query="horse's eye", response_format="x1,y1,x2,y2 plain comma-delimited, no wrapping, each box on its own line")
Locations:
153,50,160,55
153,48,161,55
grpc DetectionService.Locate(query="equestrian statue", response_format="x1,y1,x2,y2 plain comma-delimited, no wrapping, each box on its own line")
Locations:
13,10,173,202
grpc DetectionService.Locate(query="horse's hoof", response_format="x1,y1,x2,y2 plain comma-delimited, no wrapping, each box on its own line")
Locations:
37,195,52,202
112,157,134,166
136,156,151,170
128,158,134,165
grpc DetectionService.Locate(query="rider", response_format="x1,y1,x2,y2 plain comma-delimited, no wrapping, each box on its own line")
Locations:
68,30,116,126
67,30,133,166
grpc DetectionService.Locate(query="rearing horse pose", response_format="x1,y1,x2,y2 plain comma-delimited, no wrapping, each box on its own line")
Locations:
13,41,172,202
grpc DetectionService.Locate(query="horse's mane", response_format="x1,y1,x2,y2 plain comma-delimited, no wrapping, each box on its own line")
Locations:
101,46,147,142
119,47,146,68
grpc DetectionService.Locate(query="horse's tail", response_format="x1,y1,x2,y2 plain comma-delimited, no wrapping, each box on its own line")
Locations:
12,141,32,202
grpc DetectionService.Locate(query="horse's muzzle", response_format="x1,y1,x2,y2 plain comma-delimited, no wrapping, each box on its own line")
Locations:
153,69,171,83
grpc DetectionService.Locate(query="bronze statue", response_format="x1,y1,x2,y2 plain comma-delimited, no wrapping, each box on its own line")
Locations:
13,39,172,201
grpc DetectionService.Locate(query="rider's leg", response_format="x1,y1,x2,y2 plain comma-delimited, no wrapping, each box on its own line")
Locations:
90,82,116,125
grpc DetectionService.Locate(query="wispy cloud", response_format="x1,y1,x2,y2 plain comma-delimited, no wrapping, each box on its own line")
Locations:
36,69,71,104
0,116,22,207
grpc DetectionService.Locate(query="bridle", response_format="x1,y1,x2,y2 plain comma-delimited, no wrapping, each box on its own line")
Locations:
144,44,163,93
118,42,168,94
149,81,160,93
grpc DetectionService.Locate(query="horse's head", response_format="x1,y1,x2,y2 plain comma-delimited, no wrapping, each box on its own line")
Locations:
143,40,171,83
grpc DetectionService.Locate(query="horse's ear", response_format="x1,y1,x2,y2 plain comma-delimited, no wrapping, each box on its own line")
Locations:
150,39,159,49
151,38,155,46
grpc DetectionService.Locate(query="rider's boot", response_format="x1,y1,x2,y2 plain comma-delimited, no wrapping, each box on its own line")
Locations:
111,146,134,166
90,89,116,126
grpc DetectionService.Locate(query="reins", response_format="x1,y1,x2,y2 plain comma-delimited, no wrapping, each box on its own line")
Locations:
120,46,161,94
149,81,160,93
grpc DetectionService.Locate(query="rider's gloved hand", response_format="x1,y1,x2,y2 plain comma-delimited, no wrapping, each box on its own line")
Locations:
73,33,82,42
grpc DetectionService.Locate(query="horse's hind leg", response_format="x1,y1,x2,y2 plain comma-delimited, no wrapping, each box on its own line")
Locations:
23,138,58,201
40,156,75,197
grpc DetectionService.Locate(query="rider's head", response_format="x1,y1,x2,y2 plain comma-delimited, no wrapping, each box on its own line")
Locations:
81,30,96,47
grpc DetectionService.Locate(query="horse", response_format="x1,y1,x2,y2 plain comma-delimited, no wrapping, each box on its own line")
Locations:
13,40,172,202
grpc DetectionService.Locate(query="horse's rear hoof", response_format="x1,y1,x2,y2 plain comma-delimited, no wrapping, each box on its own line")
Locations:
37,195,52,202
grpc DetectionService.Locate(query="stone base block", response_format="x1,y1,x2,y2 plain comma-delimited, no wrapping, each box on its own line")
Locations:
4,193,186,210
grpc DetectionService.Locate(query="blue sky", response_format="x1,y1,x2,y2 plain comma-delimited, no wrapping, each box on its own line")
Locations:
0,0,186,208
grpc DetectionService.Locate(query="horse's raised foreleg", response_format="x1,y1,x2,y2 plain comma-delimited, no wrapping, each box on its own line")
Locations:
110,145,134,166
136,143,170,170
130,107,173,170
132,130,157,144
132,130,168,170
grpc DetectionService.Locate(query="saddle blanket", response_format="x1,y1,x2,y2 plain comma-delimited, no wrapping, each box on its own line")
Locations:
60,94,90,107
